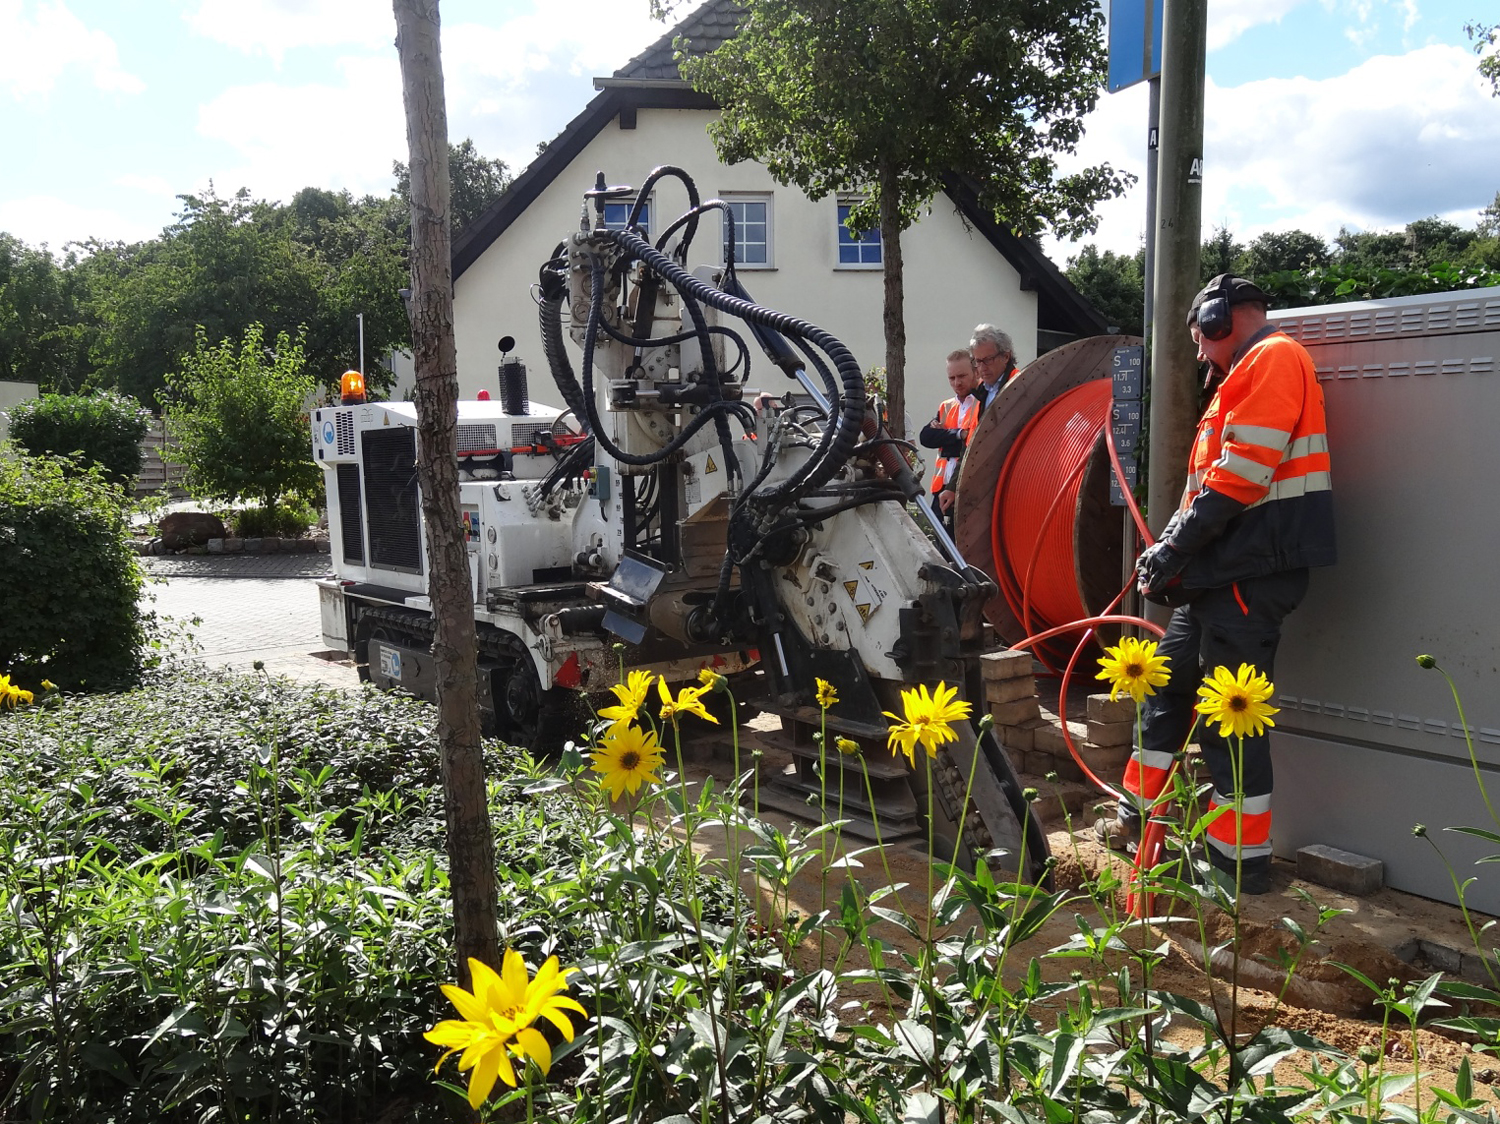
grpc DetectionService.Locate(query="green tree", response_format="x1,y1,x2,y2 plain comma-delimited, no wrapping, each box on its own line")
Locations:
1239,229,1330,277
0,234,95,392
1065,245,1145,336
1469,20,1499,95
83,186,411,407
162,323,320,516
682,0,1128,436
1200,223,1244,282
393,137,510,238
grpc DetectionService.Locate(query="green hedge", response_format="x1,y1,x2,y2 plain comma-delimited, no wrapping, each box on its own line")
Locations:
7,392,152,487
0,450,145,690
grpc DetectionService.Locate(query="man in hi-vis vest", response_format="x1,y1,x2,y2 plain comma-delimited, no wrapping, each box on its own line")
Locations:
1099,275,1336,895
919,350,981,530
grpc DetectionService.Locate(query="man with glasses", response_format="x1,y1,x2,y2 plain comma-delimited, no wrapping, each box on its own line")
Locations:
969,325,1016,411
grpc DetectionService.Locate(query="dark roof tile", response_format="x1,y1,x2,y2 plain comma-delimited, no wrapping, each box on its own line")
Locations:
614,0,746,81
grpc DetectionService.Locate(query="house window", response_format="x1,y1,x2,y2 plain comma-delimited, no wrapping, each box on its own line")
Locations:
602,199,650,238
721,195,772,267
836,202,882,267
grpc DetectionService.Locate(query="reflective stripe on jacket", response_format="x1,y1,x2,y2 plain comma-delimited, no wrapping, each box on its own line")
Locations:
1172,330,1336,588
927,395,980,495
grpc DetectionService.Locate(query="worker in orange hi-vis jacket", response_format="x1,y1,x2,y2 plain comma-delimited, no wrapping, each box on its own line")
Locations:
918,349,981,531
1098,274,1336,895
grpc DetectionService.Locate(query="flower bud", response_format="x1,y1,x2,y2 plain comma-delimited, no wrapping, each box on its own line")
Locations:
1415,654,1437,669
1412,823,1427,838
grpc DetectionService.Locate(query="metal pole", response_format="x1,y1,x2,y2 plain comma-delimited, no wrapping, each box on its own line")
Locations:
1142,77,1161,347
358,312,366,375
1146,0,1206,554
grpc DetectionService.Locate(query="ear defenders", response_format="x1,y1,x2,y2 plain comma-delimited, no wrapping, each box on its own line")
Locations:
1195,273,1235,341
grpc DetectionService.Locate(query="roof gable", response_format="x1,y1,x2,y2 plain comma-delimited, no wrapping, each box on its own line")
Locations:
614,0,745,81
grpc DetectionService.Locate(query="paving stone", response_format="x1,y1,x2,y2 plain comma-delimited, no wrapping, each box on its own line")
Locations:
990,696,1041,725
1297,843,1384,896
1087,693,1138,724
980,649,1034,681
207,538,224,555
1077,742,1133,774
260,537,282,554
986,676,1037,705
1086,717,1134,748
223,537,244,553
998,722,1034,753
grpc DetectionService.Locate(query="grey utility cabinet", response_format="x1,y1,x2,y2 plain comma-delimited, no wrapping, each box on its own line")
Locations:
1268,287,1500,910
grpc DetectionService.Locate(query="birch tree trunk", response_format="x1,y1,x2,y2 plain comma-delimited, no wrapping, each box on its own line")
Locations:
393,0,499,984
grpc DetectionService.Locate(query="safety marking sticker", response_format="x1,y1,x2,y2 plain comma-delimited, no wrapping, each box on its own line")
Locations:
383,412,391,426
842,572,885,625
705,454,719,474
858,560,874,570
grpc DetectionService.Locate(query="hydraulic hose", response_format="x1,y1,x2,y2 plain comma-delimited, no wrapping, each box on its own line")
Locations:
606,227,866,505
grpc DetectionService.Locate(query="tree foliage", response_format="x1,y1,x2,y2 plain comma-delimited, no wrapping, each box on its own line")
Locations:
1470,20,1500,96
682,0,1128,434
1067,203,1500,326
6,391,151,486
0,136,509,404
0,235,93,392
162,323,321,514
394,138,511,238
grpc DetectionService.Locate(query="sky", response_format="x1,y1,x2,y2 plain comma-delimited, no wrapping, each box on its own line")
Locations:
1,0,1497,264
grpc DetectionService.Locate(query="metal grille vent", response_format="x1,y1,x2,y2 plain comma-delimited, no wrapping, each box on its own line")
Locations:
336,410,356,456
512,422,550,449
361,426,422,574
337,463,363,564
456,424,498,453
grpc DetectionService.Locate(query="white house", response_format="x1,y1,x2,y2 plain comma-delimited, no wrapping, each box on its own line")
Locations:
450,0,1105,425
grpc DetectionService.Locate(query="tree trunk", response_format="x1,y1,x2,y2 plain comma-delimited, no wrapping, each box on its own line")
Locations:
878,162,906,439
393,0,499,985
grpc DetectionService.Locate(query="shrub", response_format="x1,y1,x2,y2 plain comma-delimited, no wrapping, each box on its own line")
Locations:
6,391,152,486
162,324,321,517
0,669,553,1123
0,449,145,689
230,494,317,539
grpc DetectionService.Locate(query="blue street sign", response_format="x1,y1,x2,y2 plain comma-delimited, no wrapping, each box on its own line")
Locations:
1108,0,1164,93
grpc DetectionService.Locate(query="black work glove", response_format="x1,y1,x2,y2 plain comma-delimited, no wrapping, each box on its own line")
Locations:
1136,541,1191,605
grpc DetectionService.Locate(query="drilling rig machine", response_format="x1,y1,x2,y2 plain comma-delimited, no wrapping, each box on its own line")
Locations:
311,166,1048,882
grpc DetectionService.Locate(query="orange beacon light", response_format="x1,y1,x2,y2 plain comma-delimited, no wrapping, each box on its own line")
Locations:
340,370,367,405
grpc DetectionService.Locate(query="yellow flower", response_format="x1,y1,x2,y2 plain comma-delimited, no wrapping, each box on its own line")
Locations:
40,679,56,692
883,682,971,765
597,669,654,729
697,667,727,692
815,678,839,710
0,674,30,710
657,677,718,725
590,723,665,800
1095,637,1170,703
425,952,587,1108
835,736,860,755
1195,663,1279,740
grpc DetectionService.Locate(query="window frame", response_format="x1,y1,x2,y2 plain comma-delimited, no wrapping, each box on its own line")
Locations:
834,198,883,269
600,197,652,239
718,192,774,269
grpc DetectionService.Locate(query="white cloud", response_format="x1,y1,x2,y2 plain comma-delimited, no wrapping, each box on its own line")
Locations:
185,0,395,63
1049,42,1500,261
0,0,144,98
1208,0,1308,51
114,173,177,199
0,193,157,249
441,1,703,171
195,55,407,202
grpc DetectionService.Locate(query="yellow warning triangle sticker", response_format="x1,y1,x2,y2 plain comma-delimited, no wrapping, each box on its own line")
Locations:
705,453,718,473
843,580,859,599
858,560,874,570
855,603,872,623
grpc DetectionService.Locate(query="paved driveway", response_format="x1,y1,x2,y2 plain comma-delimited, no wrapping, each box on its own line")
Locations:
141,554,359,689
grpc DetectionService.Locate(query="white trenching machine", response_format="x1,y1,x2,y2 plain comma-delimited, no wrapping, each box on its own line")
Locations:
311,166,1048,880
